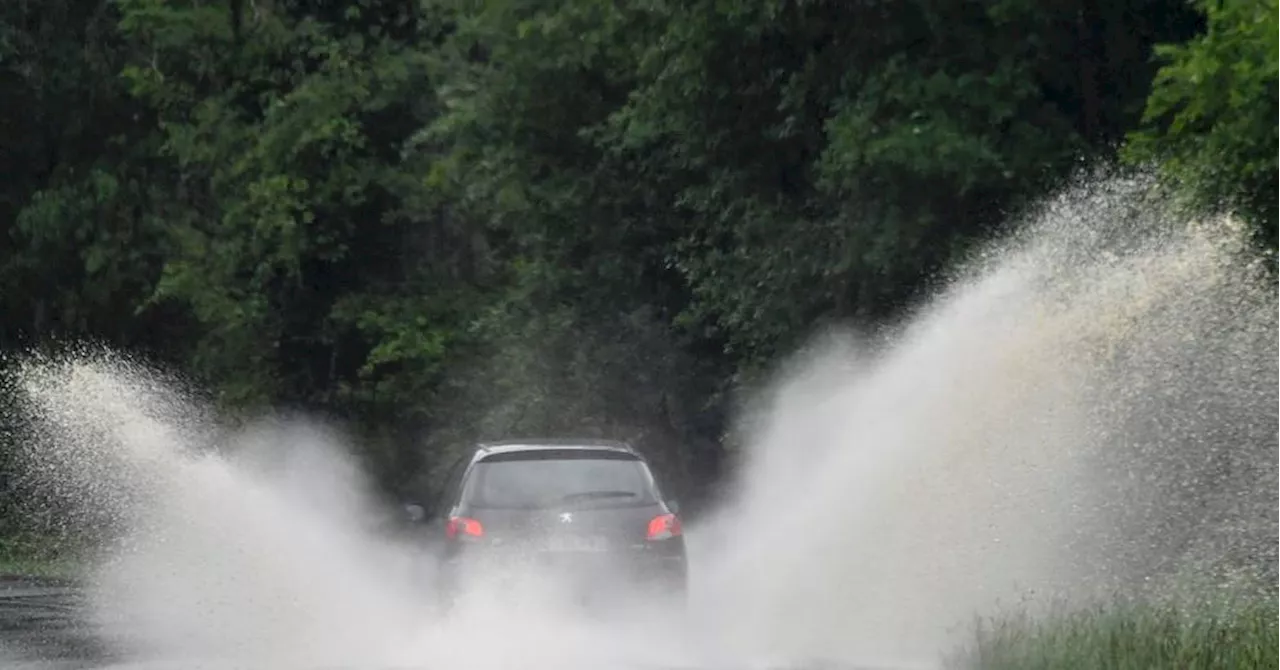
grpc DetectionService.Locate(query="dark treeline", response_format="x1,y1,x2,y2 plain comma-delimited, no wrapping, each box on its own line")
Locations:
1,0,1275,513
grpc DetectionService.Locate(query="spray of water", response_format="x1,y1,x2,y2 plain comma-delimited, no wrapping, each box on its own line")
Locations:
3,176,1276,669
692,177,1277,665
11,356,699,669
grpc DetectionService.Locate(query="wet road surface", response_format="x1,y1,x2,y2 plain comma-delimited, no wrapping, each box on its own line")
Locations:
0,577,920,670
0,577,112,669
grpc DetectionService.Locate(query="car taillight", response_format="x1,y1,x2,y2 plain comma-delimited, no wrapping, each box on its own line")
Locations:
446,516,484,540
646,513,682,541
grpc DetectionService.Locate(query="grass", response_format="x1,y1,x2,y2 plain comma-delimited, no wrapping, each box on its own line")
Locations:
952,594,1279,670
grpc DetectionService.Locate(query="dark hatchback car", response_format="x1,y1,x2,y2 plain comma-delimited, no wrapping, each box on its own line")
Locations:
407,439,688,606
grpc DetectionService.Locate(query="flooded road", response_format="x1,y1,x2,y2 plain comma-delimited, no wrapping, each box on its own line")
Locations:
0,577,903,670
0,578,109,669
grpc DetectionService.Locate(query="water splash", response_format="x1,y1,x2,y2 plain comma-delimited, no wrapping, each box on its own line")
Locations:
8,356,705,669
693,176,1277,663
3,176,1276,668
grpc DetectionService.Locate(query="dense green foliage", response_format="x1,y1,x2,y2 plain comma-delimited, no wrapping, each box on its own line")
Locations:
1,0,1273,506
1125,0,1279,250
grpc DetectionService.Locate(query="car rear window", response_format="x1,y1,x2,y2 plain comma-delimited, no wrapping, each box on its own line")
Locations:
462,450,659,509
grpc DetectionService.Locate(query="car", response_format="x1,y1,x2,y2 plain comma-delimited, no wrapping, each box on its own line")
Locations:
405,438,688,608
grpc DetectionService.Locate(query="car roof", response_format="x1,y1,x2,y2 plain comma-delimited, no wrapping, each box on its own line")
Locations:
473,438,640,459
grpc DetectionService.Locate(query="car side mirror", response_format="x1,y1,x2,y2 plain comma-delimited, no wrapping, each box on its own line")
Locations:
404,503,426,523
666,499,681,515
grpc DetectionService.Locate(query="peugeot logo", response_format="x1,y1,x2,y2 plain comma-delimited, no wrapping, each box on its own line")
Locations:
559,512,573,524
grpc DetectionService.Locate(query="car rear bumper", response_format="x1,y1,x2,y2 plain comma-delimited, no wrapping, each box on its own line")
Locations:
438,543,686,598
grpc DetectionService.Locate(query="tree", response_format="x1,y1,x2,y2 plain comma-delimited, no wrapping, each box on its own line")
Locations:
0,0,1222,508
0,0,183,357
1125,0,1279,250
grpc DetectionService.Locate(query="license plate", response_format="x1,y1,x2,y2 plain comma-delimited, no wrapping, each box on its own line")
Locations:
546,535,608,552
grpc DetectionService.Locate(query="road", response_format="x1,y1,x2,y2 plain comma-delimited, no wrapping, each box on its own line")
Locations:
0,578,113,669
0,578,918,670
